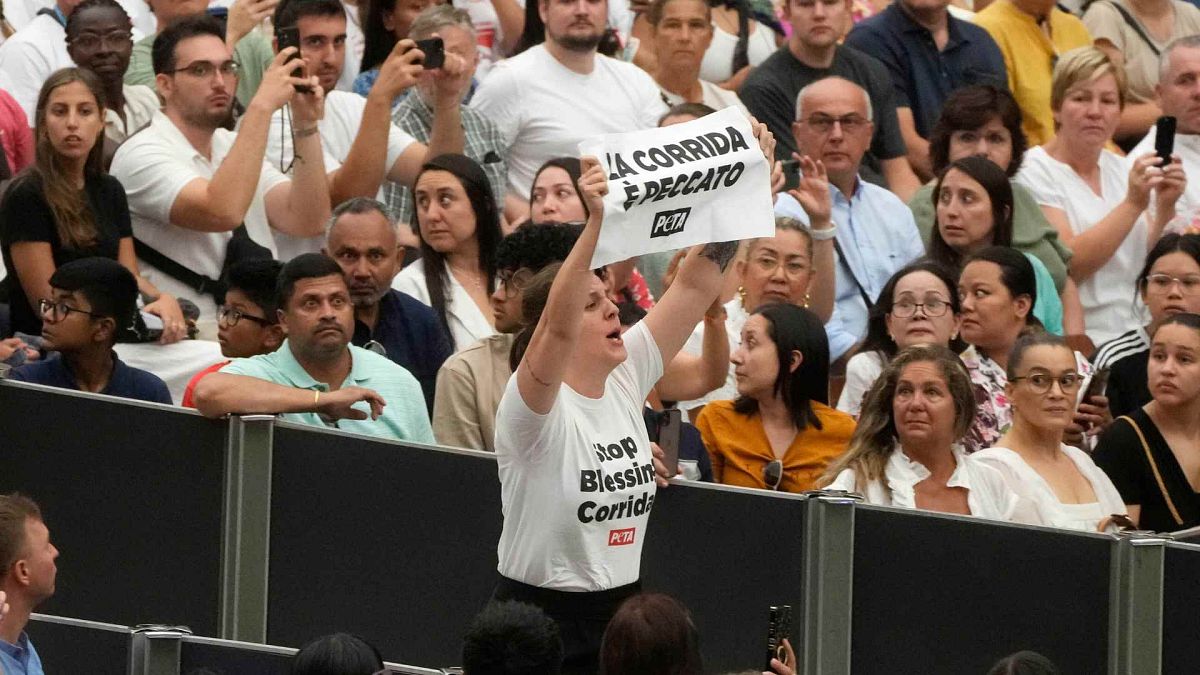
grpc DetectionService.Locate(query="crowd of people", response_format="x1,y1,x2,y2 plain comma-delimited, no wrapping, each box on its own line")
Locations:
3,0,1200,668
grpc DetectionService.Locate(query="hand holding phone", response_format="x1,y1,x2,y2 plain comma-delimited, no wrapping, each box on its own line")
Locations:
414,37,445,69
275,27,314,93
1156,116,1176,165
765,605,793,671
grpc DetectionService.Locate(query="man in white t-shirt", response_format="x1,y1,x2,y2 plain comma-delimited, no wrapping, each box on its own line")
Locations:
0,0,81,120
266,0,468,259
1132,36,1200,230
470,0,668,219
110,14,331,333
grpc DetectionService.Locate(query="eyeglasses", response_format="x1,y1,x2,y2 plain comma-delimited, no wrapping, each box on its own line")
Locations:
751,255,809,279
170,60,241,80
1010,371,1083,395
891,299,951,318
763,459,783,491
39,298,104,322
69,30,133,50
1145,273,1200,296
217,306,272,327
800,114,870,134
497,269,534,297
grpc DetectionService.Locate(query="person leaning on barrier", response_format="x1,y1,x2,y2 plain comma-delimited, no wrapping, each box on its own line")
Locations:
193,253,434,443
431,222,580,451
822,344,1021,520
0,494,58,675
290,632,383,674
8,257,172,404
461,600,563,675
324,197,450,412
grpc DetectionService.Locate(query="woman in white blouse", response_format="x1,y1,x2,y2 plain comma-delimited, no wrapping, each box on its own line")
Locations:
393,154,501,352
1015,46,1186,346
823,344,1019,521
973,333,1129,532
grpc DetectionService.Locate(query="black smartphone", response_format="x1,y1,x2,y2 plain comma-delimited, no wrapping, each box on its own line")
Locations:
1084,367,1111,402
657,408,681,477
780,158,800,191
275,27,314,94
414,37,445,69
765,605,792,670
1156,116,1176,164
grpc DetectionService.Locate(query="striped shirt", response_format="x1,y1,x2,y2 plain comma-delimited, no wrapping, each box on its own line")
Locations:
1092,327,1151,370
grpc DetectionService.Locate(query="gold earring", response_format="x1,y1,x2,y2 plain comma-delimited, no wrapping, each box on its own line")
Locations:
738,286,746,303
803,292,810,308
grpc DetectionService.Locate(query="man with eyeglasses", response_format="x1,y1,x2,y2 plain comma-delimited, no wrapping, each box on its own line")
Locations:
0,0,86,120
432,222,580,451
111,14,331,336
774,77,925,362
323,197,449,412
740,0,920,201
65,0,158,153
8,257,172,404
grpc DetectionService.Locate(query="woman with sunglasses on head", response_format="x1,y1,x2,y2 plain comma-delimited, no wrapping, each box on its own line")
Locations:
696,303,855,493
836,260,963,418
824,345,1019,520
973,333,1128,532
1094,314,1200,532
0,68,186,343
1092,234,1200,418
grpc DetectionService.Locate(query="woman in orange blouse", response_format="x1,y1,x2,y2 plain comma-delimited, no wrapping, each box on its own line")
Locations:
696,303,856,492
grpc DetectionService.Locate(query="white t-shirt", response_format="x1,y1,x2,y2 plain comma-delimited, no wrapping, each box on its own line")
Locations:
677,297,745,415
660,80,749,116
454,0,504,79
836,350,885,418
392,258,496,352
698,19,776,85
971,444,1128,532
494,320,664,591
1130,127,1200,231
1016,146,1146,345
266,90,418,260
336,1,365,92
111,110,286,324
469,44,668,198
0,13,72,120
827,443,1022,521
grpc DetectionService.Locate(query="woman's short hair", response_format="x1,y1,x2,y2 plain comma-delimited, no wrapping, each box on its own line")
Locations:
659,102,718,126
858,259,965,361
928,85,1027,177
529,157,586,219
1135,233,1200,296
820,344,976,490
646,0,711,26
462,601,563,675
599,593,702,675
732,304,829,431
1051,46,1128,112
963,246,1039,326
289,633,383,675
745,217,813,260
928,156,1014,270
1005,332,1072,380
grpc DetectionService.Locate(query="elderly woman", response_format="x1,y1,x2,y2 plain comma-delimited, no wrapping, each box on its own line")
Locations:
824,344,1018,520
973,333,1128,532
1016,46,1186,347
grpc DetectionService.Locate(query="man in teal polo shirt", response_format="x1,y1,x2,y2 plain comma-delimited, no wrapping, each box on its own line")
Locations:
193,253,434,443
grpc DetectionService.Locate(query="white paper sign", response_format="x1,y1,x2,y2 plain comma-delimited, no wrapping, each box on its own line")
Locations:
577,106,776,269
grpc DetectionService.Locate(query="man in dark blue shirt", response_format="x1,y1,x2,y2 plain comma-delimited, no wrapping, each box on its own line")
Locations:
845,0,1007,180
324,198,451,412
8,258,172,404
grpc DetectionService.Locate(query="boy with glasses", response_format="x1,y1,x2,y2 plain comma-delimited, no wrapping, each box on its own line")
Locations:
8,257,172,404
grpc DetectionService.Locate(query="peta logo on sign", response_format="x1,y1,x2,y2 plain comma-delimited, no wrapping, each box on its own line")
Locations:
650,208,691,239
608,528,636,546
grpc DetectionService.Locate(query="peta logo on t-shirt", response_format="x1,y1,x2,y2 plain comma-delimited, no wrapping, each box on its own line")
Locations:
608,528,636,546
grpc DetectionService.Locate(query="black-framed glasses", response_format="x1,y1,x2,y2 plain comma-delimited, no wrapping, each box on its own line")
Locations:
891,298,951,318
1146,273,1200,296
497,269,533,297
68,30,133,49
39,298,103,322
763,459,783,491
1011,371,1083,395
217,306,272,327
170,60,241,80
800,114,870,134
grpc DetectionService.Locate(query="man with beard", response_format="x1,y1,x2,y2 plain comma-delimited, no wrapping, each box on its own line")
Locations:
194,253,435,442
324,197,450,412
110,14,331,336
470,0,667,219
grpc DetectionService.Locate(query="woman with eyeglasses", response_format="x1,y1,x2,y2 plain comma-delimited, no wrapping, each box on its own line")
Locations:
1092,234,1200,418
824,345,1019,520
836,260,963,418
696,303,855,493
1094,314,1200,532
973,333,1128,532
0,68,187,343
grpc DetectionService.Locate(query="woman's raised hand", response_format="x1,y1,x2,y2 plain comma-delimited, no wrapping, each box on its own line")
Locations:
578,155,609,221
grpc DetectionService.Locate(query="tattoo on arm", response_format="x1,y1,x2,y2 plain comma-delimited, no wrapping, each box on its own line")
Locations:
699,241,739,271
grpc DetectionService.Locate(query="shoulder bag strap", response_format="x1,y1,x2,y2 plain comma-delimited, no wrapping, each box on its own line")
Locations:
1117,414,1184,526
132,238,227,300
1104,1,1161,56
832,236,874,310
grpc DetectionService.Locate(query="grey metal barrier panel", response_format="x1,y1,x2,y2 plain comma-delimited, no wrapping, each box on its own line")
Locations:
27,613,131,675
0,381,228,635
1161,542,1200,674
180,635,442,675
851,504,1113,675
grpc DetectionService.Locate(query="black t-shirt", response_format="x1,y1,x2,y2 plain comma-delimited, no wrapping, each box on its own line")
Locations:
0,173,132,336
1094,408,1200,533
1106,349,1152,419
740,44,907,188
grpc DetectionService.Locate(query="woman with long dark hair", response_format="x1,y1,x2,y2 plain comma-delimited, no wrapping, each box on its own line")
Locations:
354,0,435,97
393,153,502,351
0,67,185,342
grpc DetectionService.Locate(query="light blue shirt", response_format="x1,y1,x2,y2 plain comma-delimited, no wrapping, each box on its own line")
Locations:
775,178,925,357
0,632,44,675
221,340,435,444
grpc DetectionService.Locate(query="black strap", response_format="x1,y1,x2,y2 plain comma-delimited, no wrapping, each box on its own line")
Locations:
1104,0,1161,56
36,6,66,27
731,0,751,75
832,236,874,310
133,238,227,300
